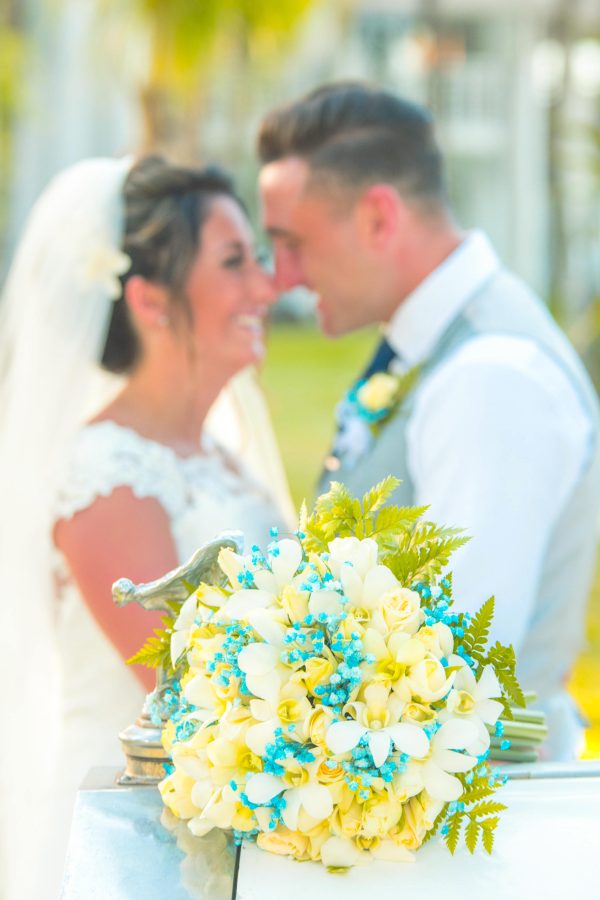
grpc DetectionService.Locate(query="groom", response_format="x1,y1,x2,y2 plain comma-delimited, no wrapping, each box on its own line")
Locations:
257,81,600,759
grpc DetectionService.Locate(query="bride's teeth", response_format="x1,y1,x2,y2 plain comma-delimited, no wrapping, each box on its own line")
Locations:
236,315,263,332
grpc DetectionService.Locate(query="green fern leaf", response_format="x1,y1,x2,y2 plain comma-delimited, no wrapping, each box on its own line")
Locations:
444,813,463,855
362,476,401,516
481,823,495,854
467,801,507,818
128,630,171,670
459,783,496,805
465,818,481,854
462,596,495,660
485,642,526,707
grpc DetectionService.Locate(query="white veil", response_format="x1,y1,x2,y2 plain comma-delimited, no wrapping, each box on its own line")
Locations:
0,156,293,898
0,157,132,900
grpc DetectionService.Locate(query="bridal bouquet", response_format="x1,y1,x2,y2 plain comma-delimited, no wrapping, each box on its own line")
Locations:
135,478,525,870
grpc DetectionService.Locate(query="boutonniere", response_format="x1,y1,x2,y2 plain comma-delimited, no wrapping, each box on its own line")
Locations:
348,365,421,432
326,365,421,473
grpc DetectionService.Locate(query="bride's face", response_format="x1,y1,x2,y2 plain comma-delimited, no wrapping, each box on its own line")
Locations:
181,195,276,373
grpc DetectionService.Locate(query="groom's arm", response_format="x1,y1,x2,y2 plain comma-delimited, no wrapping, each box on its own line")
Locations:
406,334,592,651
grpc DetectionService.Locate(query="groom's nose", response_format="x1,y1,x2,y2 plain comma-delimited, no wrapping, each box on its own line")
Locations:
272,245,306,293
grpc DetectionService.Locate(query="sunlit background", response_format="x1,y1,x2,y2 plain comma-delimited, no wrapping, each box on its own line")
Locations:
1,0,599,754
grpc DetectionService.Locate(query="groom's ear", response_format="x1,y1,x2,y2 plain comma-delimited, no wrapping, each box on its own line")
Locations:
357,184,404,250
124,275,170,329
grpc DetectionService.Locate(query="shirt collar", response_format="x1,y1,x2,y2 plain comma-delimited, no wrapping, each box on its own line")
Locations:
384,230,500,366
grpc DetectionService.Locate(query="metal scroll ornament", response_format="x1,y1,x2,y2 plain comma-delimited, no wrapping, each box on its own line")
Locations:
111,532,244,785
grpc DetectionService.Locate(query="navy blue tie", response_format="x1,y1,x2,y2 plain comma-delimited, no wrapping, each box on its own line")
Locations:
360,336,397,381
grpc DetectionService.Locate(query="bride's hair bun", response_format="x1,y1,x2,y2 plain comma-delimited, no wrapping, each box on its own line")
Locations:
101,155,242,373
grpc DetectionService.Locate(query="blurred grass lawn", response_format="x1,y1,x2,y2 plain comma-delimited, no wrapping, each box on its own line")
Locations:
262,323,600,758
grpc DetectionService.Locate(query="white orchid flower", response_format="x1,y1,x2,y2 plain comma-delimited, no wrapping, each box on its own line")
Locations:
183,672,228,723
398,718,478,802
325,683,429,768
441,658,504,755
308,588,346,619
220,539,304,621
170,586,228,667
326,540,403,615
327,537,379,579
342,563,401,613
82,245,131,299
220,588,277,621
237,642,283,706
320,836,369,868
245,771,333,831
170,591,199,668
253,538,304,593
245,678,312,757
362,627,427,699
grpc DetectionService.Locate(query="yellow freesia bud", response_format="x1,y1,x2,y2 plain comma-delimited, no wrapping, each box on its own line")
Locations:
282,758,310,788
402,702,437,726
301,706,334,751
280,584,309,622
355,835,381,851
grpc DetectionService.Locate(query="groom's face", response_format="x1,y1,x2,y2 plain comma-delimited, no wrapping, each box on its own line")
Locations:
259,157,380,336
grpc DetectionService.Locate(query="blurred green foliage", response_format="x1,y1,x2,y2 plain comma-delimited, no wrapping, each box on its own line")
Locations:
0,15,25,242
97,0,313,147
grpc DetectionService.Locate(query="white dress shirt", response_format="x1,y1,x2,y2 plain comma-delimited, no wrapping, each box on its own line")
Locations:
385,231,593,653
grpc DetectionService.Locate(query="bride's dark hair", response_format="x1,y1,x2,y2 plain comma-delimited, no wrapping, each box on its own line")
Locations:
101,155,243,373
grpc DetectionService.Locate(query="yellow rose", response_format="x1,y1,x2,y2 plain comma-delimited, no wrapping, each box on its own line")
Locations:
373,587,424,635
393,793,443,850
330,800,362,838
415,622,454,659
294,654,335,696
409,657,453,702
304,821,331,860
357,373,399,411
359,797,403,839
162,720,176,755
159,770,200,820
187,630,226,668
257,827,309,860
316,759,345,785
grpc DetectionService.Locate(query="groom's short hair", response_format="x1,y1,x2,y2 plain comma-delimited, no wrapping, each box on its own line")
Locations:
258,82,446,207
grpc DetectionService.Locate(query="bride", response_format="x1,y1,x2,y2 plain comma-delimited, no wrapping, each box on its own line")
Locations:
0,155,293,900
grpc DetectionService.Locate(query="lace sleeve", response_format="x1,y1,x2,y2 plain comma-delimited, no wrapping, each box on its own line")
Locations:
53,422,186,523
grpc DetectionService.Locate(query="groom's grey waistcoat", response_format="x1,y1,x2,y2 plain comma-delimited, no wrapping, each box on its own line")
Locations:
320,269,600,697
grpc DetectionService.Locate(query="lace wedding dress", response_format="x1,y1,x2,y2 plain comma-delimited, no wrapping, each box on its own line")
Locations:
43,421,284,900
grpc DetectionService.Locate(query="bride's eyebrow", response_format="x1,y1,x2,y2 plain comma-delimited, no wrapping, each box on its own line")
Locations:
221,240,246,254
